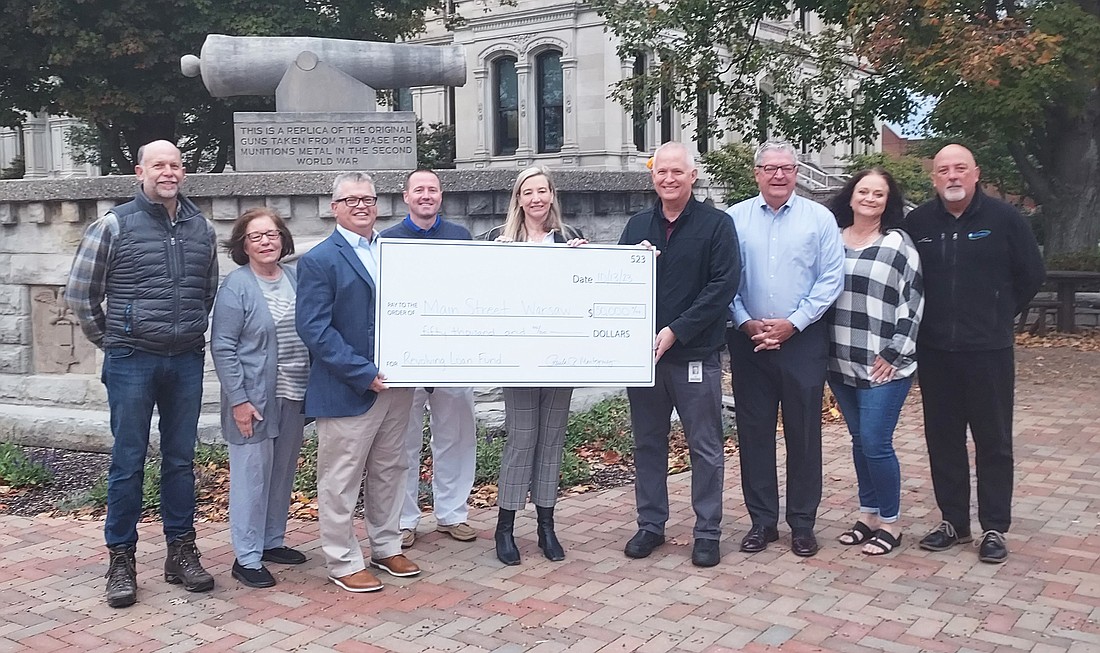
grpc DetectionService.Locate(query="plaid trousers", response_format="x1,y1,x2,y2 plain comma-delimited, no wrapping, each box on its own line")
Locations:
497,387,574,510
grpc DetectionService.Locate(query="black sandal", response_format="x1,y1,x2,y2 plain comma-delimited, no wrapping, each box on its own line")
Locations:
863,529,902,556
837,521,875,546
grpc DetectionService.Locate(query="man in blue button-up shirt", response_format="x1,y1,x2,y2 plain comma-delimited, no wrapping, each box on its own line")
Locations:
726,141,844,557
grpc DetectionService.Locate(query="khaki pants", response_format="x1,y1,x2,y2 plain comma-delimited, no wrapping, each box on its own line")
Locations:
316,388,414,577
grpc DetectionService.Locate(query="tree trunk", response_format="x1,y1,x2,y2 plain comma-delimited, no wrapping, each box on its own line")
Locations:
1037,92,1100,257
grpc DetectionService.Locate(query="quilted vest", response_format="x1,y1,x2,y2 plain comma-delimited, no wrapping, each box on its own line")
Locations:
102,192,214,355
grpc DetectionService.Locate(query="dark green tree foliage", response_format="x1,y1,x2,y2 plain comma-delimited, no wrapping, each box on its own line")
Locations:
0,0,441,172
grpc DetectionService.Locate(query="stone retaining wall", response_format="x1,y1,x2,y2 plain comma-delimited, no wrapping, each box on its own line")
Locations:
0,170,652,450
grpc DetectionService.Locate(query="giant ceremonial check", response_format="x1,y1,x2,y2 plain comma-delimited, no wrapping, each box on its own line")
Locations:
375,239,656,387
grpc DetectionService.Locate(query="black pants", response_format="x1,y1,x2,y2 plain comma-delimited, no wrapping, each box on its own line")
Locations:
918,346,1015,533
727,321,827,531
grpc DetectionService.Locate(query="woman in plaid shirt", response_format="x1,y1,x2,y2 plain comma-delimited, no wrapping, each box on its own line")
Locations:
827,168,924,556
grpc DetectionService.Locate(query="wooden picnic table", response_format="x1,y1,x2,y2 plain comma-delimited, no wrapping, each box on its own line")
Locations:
1047,270,1100,333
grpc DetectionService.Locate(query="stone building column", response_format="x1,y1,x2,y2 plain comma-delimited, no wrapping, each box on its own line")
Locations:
515,61,533,159
21,114,49,179
559,55,579,163
473,68,489,159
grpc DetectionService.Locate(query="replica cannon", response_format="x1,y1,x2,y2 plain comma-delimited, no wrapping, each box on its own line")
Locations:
181,34,468,171
181,34,466,100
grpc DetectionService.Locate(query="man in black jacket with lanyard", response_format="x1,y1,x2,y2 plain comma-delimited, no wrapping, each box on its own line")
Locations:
618,141,740,567
904,144,1045,564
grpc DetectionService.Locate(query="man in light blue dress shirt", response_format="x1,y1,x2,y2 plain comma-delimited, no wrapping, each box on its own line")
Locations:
726,142,845,557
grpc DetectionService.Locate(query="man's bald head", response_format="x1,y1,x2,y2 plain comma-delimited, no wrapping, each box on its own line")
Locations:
135,140,185,213
932,144,980,215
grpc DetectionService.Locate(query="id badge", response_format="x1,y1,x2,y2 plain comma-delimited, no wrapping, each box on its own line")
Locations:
688,361,703,383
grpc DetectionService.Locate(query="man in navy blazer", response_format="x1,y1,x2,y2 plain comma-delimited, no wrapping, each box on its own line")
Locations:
296,171,419,593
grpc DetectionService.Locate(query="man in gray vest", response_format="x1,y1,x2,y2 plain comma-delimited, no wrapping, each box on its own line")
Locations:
67,140,219,608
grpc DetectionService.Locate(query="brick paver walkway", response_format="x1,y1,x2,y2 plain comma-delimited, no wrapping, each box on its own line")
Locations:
1,347,1097,652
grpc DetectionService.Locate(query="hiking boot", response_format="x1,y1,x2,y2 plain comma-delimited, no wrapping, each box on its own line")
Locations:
105,544,137,608
164,531,215,592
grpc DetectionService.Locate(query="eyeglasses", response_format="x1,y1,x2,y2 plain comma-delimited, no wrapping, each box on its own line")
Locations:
245,230,282,242
335,196,378,207
755,164,798,175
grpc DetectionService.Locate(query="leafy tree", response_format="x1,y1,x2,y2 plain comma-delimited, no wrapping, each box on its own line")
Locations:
699,143,757,204
595,0,1099,256
0,0,442,173
589,0,914,155
849,0,1100,256
417,121,457,169
842,152,933,205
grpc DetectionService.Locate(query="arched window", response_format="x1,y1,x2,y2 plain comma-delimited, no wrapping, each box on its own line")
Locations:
757,92,773,143
632,53,648,152
660,81,674,145
493,57,519,156
536,51,563,153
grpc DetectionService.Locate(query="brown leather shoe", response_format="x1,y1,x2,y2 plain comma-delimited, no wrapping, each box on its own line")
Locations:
328,569,383,593
369,554,421,578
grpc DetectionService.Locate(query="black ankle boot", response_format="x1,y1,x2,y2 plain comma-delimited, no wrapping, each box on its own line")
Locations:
495,508,520,565
536,505,565,561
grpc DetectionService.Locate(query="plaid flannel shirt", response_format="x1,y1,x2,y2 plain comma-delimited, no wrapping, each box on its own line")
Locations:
828,229,924,388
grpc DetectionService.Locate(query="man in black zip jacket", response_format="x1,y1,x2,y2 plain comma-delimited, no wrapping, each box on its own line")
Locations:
618,141,740,568
903,144,1045,564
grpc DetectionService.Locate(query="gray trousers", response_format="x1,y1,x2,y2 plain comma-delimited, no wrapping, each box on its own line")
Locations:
627,352,725,540
228,398,305,568
498,387,574,510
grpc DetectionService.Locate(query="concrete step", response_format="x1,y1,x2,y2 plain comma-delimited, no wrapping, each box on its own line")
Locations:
0,373,222,412
0,403,222,453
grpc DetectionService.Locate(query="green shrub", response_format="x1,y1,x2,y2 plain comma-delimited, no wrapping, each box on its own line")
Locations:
293,435,319,496
559,451,591,487
0,443,53,488
474,427,506,485
61,458,160,512
700,143,757,204
141,459,161,510
54,481,105,512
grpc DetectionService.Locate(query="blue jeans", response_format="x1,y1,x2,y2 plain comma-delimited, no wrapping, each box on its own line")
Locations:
828,376,913,523
102,346,204,547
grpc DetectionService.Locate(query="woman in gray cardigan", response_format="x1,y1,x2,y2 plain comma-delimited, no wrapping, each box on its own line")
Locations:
211,208,310,588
